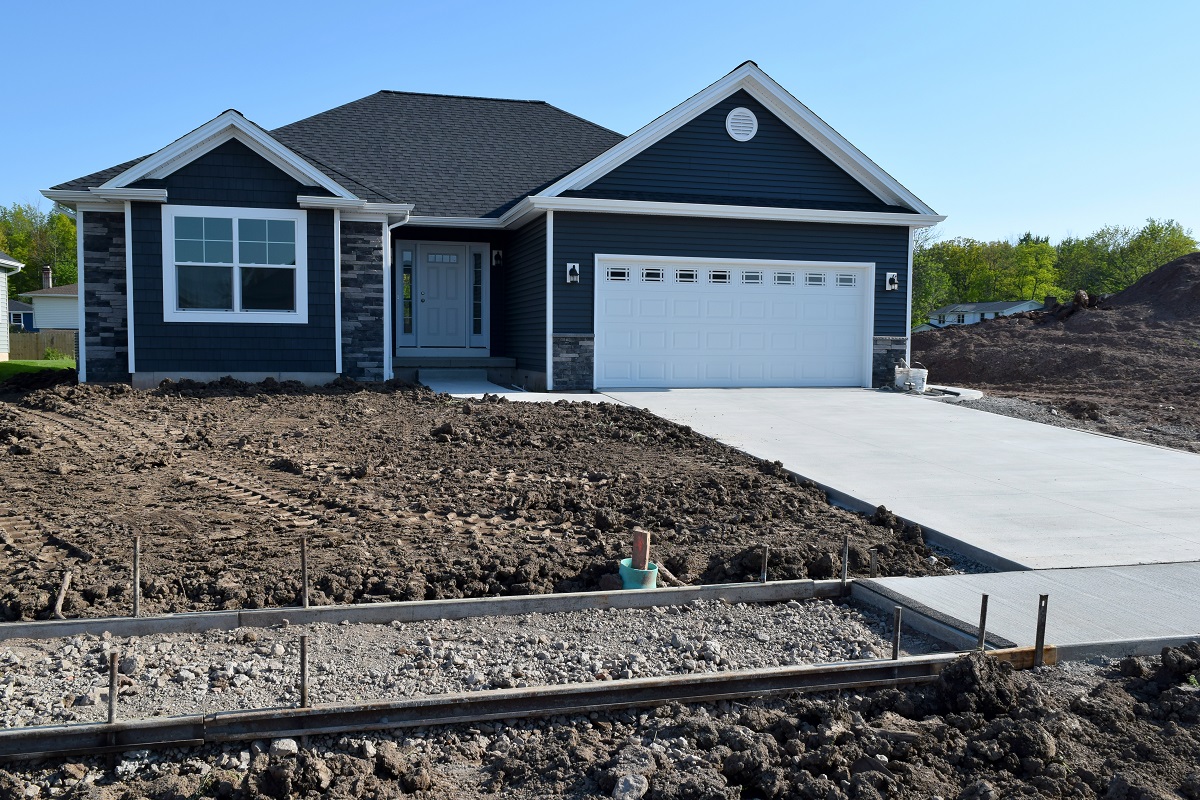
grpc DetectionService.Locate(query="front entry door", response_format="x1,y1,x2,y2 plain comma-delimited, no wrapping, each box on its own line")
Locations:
417,245,468,347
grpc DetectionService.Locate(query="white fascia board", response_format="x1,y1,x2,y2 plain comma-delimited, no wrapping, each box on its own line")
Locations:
297,196,413,214
405,216,506,229
41,188,167,210
528,196,945,227
537,62,937,216
98,110,356,200
0,256,23,272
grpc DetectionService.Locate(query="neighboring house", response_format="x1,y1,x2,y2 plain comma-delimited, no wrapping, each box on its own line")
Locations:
20,276,80,331
0,249,24,361
42,61,943,390
915,300,1044,332
9,300,35,331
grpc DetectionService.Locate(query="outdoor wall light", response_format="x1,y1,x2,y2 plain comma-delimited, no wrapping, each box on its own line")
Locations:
566,263,581,284
885,272,899,291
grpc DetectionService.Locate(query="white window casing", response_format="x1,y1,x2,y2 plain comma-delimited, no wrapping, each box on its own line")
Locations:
161,204,308,324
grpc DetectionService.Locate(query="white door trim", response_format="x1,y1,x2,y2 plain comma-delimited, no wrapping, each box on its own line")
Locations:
393,240,491,354
593,253,876,390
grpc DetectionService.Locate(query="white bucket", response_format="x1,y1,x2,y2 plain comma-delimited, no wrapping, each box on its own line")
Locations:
894,364,928,393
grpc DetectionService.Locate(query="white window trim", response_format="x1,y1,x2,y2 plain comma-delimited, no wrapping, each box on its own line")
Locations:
161,204,308,324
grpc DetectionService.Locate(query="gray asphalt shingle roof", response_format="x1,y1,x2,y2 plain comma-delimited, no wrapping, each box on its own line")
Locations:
53,91,626,218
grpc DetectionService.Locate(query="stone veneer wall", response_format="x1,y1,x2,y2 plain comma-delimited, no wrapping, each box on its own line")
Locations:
872,335,908,388
552,334,594,390
340,221,385,381
82,211,129,382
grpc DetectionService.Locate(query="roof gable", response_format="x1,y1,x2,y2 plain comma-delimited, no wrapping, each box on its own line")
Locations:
573,90,899,212
100,110,356,199
540,62,935,215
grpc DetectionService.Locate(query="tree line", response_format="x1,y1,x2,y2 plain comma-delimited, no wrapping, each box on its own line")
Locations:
912,218,1197,325
0,203,77,297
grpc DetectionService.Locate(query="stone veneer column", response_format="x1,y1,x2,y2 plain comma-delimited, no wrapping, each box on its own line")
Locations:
339,221,385,381
552,334,594,391
82,211,129,382
872,335,908,388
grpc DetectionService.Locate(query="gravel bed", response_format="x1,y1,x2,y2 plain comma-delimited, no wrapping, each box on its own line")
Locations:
0,598,940,729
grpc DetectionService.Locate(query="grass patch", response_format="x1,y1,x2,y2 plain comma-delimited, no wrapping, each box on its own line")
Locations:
0,359,77,382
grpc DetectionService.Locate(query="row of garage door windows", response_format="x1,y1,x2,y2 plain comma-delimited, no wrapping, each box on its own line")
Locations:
604,266,858,288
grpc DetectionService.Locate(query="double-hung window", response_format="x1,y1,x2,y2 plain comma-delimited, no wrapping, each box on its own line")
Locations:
162,205,308,323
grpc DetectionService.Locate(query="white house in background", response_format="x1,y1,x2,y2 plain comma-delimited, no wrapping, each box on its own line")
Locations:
914,299,1045,332
0,249,25,361
20,267,79,331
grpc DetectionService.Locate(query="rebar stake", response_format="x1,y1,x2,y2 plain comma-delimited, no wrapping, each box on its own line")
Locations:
1033,594,1049,668
107,652,119,724
840,535,849,589
132,536,141,618
892,606,902,660
301,536,310,609
869,549,879,579
300,635,310,708
977,594,990,651
759,545,769,584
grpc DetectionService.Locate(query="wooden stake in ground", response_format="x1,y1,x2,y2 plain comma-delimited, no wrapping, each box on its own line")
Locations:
631,528,651,571
53,570,72,620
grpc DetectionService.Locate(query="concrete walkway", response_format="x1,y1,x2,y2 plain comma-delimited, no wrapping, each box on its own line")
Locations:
854,564,1200,657
602,388,1200,570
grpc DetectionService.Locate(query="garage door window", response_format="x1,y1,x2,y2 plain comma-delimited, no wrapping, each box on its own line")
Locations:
709,270,731,284
774,272,795,286
805,273,827,287
642,268,664,282
677,269,698,283
742,271,763,284
606,267,630,281
836,274,857,287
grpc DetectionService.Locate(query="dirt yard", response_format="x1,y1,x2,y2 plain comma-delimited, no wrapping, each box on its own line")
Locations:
0,379,942,623
913,252,1200,453
3,645,1199,799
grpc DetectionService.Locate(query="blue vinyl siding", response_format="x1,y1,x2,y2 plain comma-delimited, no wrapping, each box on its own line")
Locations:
578,90,893,211
552,212,909,338
500,217,546,373
131,224,334,374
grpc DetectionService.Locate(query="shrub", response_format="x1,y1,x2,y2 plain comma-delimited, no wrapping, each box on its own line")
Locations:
42,347,70,361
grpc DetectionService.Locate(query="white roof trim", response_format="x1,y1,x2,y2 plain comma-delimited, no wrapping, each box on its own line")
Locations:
42,188,168,209
98,110,357,200
528,196,943,227
0,255,23,273
537,62,937,216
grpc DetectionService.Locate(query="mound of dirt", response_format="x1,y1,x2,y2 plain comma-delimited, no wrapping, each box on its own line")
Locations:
913,252,1200,452
0,366,76,394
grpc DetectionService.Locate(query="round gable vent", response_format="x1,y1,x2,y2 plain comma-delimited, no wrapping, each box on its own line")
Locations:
726,107,758,142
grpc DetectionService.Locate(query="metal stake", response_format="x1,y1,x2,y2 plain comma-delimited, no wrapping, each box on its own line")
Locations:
300,635,310,708
132,536,141,618
759,545,769,584
107,652,119,724
976,594,989,651
301,536,309,609
869,549,879,579
840,535,849,588
892,606,902,660
1033,594,1049,667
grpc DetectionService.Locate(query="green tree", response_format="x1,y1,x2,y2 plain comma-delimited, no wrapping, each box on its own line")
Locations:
0,202,77,297
1055,219,1197,295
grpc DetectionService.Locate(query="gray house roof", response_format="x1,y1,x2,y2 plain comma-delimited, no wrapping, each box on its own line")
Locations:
0,249,23,271
9,300,33,313
930,300,1041,315
54,91,626,219
20,283,78,298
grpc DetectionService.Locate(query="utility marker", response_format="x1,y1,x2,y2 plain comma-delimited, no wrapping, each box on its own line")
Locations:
631,528,651,572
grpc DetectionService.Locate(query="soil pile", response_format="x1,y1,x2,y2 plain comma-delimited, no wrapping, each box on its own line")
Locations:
4,645,1199,798
0,379,944,622
913,251,1200,452
0,366,76,394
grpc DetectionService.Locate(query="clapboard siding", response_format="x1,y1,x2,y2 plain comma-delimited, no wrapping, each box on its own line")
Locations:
132,203,336,373
580,90,888,210
500,217,546,372
553,212,909,338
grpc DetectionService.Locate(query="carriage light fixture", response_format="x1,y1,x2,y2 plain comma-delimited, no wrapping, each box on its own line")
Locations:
885,272,899,291
566,263,581,284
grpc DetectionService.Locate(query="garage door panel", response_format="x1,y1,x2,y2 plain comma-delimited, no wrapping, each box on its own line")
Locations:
595,258,867,388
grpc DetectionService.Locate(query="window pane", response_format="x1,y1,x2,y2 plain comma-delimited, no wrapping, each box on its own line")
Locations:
175,217,203,239
239,218,267,243
175,239,205,263
241,267,295,311
205,239,233,264
240,241,268,264
267,219,295,244
204,217,233,241
177,265,233,310
267,242,296,266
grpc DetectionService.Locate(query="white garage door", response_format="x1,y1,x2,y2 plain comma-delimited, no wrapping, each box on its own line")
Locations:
594,256,873,389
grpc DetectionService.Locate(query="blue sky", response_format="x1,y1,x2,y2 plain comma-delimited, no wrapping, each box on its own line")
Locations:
3,0,1196,242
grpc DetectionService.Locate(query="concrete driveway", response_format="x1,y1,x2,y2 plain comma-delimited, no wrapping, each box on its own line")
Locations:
601,388,1200,570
